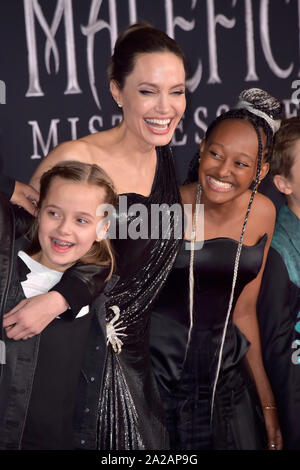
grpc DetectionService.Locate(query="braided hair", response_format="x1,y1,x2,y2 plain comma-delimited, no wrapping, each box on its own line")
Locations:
185,88,282,421
186,88,282,184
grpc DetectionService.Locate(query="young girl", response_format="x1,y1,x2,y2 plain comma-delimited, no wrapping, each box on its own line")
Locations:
0,160,117,450
150,88,283,450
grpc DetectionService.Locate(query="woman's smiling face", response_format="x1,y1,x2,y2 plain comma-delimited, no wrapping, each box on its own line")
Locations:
110,51,186,149
198,118,269,205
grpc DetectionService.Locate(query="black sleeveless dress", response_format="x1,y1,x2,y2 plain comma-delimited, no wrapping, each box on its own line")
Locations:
96,146,183,450
150,235,268,450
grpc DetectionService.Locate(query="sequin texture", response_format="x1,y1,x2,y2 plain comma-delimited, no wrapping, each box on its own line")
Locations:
97,146,183,450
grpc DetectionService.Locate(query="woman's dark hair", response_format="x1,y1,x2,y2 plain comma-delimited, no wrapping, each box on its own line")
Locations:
108,21,187,89
27,161,118,279
271,116,300,178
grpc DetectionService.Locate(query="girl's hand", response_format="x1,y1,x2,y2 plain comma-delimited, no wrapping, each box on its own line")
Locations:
263,407,283,450
3,292,69,340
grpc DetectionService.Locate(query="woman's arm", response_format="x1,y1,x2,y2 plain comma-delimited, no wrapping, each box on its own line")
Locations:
233,197,283,450
0,174,39,216
3,291,69,340
4,263,110,340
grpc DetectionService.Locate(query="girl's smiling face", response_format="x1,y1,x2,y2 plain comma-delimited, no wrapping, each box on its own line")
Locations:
198,119,269,205
33,177,107,272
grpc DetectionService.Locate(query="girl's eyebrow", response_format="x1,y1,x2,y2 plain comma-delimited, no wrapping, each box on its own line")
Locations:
44,204,95,219
75,211,95,219
209,142,255,162
44,204,61,210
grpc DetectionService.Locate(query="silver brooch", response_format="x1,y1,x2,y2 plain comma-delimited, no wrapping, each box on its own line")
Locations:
106,305,127,354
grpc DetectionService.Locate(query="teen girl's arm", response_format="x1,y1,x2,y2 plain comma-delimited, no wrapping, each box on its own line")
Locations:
232,195,283,451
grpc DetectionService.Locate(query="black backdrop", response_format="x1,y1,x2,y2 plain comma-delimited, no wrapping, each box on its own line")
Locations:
0,0,299,205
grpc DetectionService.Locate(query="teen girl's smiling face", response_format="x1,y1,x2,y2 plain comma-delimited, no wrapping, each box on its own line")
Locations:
110,51,186,149
199,119,269,205
33,177,107,272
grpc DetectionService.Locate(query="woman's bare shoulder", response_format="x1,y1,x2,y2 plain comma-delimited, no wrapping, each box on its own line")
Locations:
49,139,94,161
29,135,106,189
47,127,115,159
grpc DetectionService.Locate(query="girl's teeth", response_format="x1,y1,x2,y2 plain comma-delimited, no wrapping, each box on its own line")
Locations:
209,177,232,188
53,239,73,247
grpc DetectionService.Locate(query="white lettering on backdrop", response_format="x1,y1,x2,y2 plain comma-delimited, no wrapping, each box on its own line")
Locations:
23,0,300,159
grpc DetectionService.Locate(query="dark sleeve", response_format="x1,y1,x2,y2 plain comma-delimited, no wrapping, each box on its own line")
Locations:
0,176,34,239
257,246,300,449
50,263,110,319
0,174,15,200
0,186,34,239
12,205,34,239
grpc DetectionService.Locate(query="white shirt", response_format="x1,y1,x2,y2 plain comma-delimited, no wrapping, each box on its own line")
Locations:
18,251,89,318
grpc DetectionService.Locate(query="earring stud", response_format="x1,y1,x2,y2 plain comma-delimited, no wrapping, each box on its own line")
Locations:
117,102,122,108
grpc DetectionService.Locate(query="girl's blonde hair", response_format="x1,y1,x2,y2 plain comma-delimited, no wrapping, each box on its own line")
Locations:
27,160,118,279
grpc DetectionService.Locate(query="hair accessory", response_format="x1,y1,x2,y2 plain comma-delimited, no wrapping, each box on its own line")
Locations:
235,100,281,135
235,88,282,135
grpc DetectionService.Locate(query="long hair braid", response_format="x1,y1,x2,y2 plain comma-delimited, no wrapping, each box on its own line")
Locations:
184,88,282,423
210,119,264,421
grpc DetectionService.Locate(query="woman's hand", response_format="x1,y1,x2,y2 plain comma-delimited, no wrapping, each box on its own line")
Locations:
263,407,283,450
10,180,39,216
3,292,69,340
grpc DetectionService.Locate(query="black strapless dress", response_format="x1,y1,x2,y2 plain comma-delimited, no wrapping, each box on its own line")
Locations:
96,146,183,450
150,235,268,450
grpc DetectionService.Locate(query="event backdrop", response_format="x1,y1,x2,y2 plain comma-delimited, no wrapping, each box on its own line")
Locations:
0,0,299,202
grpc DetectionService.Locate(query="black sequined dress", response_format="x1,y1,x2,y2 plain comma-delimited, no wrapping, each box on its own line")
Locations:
150,236,268,450
97,146,183,450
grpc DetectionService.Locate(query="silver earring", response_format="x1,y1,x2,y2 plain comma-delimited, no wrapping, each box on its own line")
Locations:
117,102,122,108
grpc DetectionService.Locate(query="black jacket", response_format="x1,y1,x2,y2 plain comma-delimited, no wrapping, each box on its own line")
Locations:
0,174,15,200
0,190,118,449
258,247,300,450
